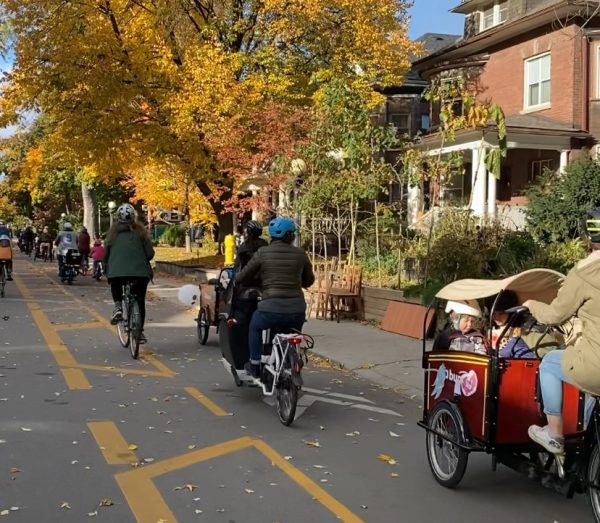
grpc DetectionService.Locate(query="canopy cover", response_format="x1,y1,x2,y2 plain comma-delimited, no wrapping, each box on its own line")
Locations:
435,268,565,305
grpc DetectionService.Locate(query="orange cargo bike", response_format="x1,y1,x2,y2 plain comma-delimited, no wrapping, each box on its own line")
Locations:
419,269,600,521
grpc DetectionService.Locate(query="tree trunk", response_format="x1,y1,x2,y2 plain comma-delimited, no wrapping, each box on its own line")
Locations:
81,183,97,238
196,180,234,254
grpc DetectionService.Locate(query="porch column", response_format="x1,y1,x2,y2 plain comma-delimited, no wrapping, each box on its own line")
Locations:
407,183,422,227
487,171,497,219
251,190,262,222
471,147,487,217
560,150,569,174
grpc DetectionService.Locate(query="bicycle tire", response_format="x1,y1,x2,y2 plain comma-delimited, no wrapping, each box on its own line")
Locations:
276,346,298,426
117,301,130,349
197,308,210,345
129,299,142,359
0,264,5,298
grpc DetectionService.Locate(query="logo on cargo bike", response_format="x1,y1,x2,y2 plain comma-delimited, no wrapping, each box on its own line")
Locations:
431,363,479,399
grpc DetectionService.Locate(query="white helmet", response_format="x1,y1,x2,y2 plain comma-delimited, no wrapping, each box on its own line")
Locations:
63,222,73,230
445,299,481,318
117,203,136,223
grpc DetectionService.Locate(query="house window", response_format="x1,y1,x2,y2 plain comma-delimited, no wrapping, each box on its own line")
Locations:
525,53,551,109
480,1,508,31
390,113,410,135
529,159,554,182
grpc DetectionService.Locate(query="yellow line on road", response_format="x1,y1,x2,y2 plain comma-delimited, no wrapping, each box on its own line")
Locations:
77,363,175,377
115,437,253,523
88,421,139,465
54,321,105,331
254,439,364,523
185,386,229,417
13,274,91,390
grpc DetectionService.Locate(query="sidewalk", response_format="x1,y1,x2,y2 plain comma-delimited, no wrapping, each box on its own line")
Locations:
149,275,425,403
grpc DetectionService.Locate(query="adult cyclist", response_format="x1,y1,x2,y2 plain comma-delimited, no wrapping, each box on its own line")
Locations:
235,216,314,378
54,222,78,278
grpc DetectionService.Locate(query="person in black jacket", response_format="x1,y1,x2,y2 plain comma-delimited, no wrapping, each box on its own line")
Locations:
234,220,268,273
235,217,315,378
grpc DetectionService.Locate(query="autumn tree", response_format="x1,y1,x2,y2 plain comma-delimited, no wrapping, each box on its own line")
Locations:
0,1,419,242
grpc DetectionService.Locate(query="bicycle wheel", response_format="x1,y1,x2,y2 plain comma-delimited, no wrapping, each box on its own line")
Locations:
276,346,298,426
117,302,130,349
129,299,142,359
197,307,210,345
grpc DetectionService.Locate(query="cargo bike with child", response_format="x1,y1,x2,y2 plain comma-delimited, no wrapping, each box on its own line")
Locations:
420,268,600,520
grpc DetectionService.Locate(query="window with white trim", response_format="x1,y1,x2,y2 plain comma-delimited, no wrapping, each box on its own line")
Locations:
529,159,553,182
480,1,508,31
525,53,551,109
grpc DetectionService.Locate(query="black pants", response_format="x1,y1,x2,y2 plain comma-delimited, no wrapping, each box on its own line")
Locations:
109,277,149,328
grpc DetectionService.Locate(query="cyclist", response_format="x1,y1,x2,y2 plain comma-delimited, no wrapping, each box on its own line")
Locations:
22,226,35,255
104,203,154,343
0,220,11,238
524,207,600,454
54,222,78,277
78,226,91,273
0,233,13,280
234,220,268,272
235,216,314,378
38,226,53,259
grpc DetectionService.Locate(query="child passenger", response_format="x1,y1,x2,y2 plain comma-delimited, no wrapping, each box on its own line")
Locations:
433,300,487,355
0,234,13,280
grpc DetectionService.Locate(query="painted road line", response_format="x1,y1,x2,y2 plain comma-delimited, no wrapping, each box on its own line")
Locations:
115,437,254,523
77,363,177,378
303,386,375,404
13,273,91,390
185,386,229,417
54,321,105,331
113,435,363,523
88,421,139,465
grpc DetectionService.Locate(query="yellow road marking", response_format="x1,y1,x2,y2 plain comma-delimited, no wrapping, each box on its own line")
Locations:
254,439,364,523
77,363,174,377
88,421,139,465
54,321,105,331
12,272,92,390
110,435,363,523
185,386,229,417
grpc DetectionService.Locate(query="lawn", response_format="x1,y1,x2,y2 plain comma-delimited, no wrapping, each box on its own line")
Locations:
154,245,224,269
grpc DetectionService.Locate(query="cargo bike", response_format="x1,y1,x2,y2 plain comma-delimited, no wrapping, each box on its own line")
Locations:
420,268,600,520
195,267,233,345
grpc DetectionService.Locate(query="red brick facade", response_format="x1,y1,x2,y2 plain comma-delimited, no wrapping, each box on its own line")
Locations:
478,24,581,127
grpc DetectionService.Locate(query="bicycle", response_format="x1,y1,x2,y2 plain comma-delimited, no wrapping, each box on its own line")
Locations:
0,260,7,298
116,281,143,359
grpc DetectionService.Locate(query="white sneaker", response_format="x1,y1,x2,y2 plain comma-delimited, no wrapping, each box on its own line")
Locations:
528,425,564,455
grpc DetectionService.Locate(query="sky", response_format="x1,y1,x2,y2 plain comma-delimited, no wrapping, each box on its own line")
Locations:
408,0,465,39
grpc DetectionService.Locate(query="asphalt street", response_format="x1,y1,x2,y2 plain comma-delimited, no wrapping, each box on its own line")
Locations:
0,253,591,522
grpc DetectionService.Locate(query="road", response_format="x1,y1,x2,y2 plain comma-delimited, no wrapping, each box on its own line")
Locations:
0,253,590,522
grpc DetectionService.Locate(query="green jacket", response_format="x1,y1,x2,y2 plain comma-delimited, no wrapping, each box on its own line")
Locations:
104,225,154,280
528,252,600,395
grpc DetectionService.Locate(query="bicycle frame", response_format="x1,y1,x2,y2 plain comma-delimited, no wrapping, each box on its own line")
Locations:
258,333,307,397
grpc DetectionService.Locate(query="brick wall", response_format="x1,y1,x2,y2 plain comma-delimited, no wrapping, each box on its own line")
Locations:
477,24,580,127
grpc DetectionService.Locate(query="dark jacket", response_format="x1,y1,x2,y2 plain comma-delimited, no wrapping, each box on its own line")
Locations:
104,224,155,280
235,240,315,313
78,231,91,253
234,237,269,273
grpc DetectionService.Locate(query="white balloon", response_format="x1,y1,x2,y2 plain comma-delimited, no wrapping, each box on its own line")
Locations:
178,284,201,306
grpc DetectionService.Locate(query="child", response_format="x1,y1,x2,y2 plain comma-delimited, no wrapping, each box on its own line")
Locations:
0,235,13,280
433,300,487,355
90,238,105,280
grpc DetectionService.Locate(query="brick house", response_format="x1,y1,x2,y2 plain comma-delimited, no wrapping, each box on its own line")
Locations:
409,0,599,227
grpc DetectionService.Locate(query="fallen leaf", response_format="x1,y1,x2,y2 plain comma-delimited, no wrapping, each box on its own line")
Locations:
10,468,21,474
244,489,254,494
195,509,203,514
88,510,98,517
378,454,397,465
390,473,399,478
128,444,138,451
100,499,114,507
0,510,9,517
360,363,376,369
61,502,71,509
313,465,325,469
284,456,293,460
389,431,400,438
303,440,321,448
20,427,32,432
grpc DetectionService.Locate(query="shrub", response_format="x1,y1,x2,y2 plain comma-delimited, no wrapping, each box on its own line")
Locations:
160,224,186,247
525,239,586,274
526,157,600,243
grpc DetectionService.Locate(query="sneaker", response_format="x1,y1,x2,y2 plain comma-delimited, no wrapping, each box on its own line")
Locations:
6,274,12,281
110,307,123,325
244,361,260,379
139,332,147,345
528,425,565,455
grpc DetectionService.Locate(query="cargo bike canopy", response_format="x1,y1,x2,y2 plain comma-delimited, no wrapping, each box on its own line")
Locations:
435,268,565,305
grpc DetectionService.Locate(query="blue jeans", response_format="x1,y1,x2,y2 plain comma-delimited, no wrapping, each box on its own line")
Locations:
540,350,575,416
248,310,305,364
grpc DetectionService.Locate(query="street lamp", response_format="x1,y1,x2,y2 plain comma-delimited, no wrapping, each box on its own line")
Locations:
108,201,116,227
